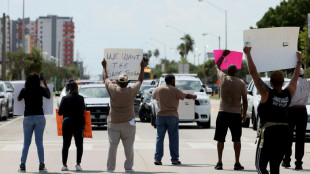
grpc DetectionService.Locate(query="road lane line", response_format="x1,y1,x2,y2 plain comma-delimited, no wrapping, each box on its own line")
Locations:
0,116,23,129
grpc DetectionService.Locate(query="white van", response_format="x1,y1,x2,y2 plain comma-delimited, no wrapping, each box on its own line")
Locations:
150,74,211,128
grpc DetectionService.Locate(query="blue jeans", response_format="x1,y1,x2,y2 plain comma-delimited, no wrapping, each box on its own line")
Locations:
21,115,46,164
154,116,179,162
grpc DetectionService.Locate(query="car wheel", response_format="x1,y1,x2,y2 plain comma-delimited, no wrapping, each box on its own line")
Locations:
139,110,147,122
252,109,257,130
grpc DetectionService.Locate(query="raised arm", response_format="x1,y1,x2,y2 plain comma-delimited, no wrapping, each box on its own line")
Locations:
101,59,109,83
42,78,51,99
138,60,145,83
286,51,302,97
243,46,269,103
185,93,197,100
215,50,231,69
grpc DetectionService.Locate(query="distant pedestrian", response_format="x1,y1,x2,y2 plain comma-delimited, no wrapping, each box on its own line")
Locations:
18,73,51,173
244,46,301,174
282,66,310,170
213,50,248,170
58,79,85,171
152,74,197,166
101,59,145,173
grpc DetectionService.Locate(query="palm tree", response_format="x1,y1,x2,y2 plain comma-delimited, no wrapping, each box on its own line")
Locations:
154,49,160,64
177,34,195,61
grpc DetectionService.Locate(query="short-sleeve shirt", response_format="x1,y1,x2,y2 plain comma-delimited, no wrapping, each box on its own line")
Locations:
152,85,187,117
216,68,247,114
105,79,142,123
58,93,85,123
18,87,49,116
284,77,310,106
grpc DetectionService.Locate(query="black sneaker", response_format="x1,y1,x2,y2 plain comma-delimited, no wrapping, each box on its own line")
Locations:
154,161,162,165
39,163,47,173
18,164,26,173
295,165,303,170
234,163,244,170
214,162,223,170
171,161,181,165
281,161,291,168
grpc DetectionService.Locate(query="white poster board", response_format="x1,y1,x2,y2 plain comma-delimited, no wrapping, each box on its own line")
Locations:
13,84,54,115
243,27,299,72
104,48,143,80
178,90,195,120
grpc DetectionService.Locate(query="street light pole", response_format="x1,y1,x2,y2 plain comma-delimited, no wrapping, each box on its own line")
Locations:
199,0,227,49
166,25,187,60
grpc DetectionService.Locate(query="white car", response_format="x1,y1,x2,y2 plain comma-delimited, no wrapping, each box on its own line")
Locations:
305,95,310,138
79,84,110,126
150,74,211,128
246,77,290,131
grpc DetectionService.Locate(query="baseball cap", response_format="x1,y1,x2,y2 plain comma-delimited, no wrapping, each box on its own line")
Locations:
118,73,129,83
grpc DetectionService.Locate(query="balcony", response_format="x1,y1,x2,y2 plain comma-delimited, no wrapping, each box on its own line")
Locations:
63,29,74,32
64,58,73,61
63,54,73,57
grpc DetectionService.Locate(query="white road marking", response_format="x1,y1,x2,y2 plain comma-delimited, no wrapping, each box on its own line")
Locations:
187,142,216,149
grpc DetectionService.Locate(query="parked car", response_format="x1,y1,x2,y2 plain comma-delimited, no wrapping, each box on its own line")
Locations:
0,92,9,121
150,74,211,128
138,88,155,122
3,81,14,116
134,85,157,113
78,84,110,126
204,85,213,95
246,77,290,130
305,94,310,138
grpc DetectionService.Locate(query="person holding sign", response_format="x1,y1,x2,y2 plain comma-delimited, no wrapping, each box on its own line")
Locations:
243,46,301,174
282,65,310,170
102,59,145,173
213,50,248,171
152,74,197,166
58,79,86,171
18,73,51,173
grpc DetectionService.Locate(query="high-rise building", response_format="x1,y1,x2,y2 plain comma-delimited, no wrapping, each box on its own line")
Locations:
37,15,74,66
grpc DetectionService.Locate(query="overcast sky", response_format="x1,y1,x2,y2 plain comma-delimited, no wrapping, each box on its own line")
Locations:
0,0,281,79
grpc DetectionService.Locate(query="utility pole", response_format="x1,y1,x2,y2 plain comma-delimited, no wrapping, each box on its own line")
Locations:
2,13,7,80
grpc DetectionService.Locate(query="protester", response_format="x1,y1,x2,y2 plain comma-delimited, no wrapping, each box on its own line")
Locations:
213,50,248,170
18,73,51,173
243,46,301,174
58,79,85,171
152,74,197,166
282,65,310,170
101,59,145,173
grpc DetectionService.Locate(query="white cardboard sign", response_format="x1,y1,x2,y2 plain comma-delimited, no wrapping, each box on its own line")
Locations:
243,27,299,72
13,84,54,115
104,48,143,80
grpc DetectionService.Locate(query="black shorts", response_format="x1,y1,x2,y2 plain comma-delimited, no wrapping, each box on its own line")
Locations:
214,112,242,142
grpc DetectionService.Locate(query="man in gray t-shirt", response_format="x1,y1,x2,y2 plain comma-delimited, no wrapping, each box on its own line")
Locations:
214,50,248,171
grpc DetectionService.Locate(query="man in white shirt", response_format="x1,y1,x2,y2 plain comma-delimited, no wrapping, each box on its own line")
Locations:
282,67,310,170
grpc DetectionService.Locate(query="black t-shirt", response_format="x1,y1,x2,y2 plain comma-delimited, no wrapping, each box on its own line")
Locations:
18,87,50,116
58,93,85,123
258,88,291,126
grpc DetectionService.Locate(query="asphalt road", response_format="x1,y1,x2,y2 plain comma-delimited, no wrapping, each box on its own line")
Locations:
0,98,309,174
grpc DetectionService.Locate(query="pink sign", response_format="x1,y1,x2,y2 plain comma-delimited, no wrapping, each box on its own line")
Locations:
214,50,243,70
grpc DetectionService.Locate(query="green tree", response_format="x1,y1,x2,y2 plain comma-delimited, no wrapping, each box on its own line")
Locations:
177,34,195,60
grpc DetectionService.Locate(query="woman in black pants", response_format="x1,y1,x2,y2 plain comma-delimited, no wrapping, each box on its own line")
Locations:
58,79,85,171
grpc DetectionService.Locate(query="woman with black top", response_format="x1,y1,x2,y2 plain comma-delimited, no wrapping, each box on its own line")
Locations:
58,79,85,171
18,73,51,173
244,46,301,174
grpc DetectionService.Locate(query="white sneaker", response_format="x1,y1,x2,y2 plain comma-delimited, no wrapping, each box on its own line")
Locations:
75,165,83,171
61,166,69,171
125,169,135,173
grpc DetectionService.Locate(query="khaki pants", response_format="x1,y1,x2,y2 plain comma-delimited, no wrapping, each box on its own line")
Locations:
107,121,136,171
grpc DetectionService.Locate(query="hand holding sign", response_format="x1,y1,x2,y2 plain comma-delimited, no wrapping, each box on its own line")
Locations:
214,50,243,70
104,49,143,80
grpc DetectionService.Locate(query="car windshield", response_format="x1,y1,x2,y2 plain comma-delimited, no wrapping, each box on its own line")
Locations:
160,80,203,92
4,83,13,90
142,88,152,99
79,87,109,98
